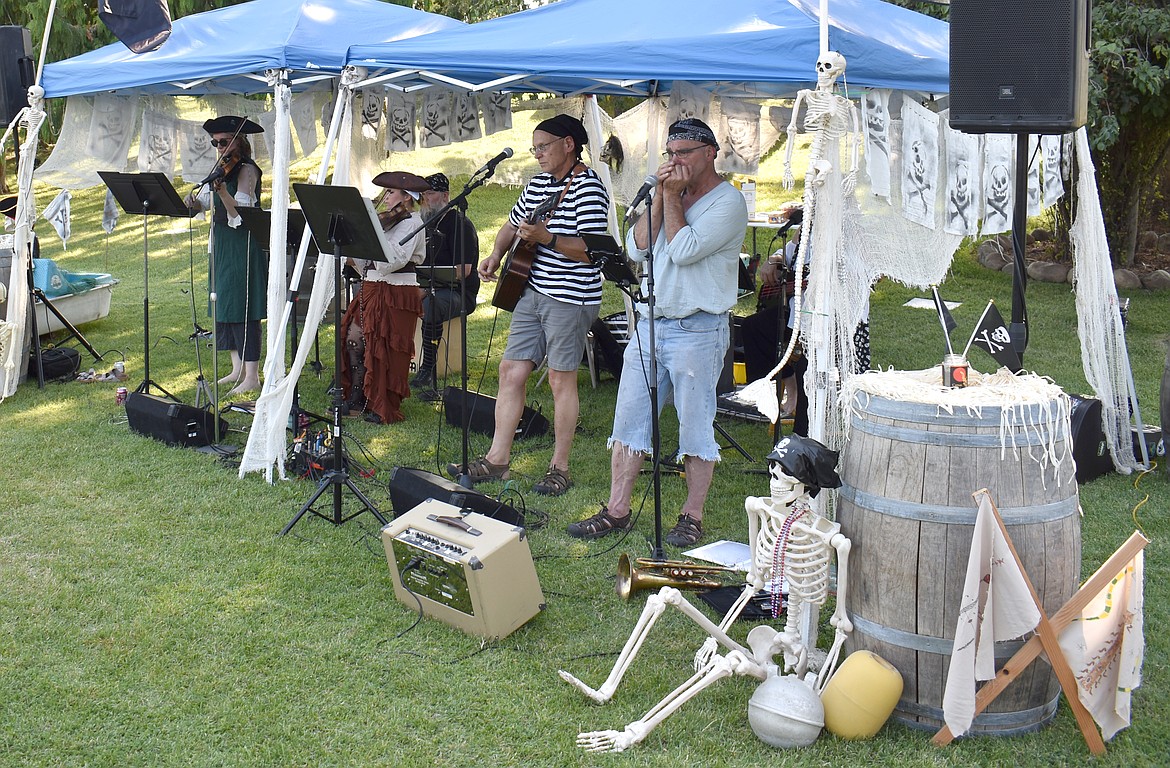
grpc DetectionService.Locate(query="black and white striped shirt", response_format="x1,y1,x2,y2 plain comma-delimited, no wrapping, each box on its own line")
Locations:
508,165,610,306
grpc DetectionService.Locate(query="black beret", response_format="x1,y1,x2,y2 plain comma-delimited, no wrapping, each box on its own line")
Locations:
535,113,588,147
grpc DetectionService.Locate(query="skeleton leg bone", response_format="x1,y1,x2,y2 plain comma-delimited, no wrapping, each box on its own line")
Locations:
559,586,753,704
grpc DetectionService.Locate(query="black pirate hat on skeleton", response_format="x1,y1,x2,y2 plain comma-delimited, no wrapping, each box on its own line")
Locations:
766,434,842,498
201,115,264,135
0,195,17,218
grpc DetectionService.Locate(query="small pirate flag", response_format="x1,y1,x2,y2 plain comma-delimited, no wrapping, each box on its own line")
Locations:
98,0,172,54
963,300,1022,373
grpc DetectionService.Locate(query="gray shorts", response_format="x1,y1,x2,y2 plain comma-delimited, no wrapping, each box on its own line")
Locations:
503,289,599,371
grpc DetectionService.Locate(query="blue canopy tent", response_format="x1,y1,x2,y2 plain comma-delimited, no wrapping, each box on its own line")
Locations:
41,0,463,97
347,0,949,98
34,0,465,481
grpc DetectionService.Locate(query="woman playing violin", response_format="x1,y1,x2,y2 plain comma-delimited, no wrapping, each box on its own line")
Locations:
338,170,430,424
185,115,268,396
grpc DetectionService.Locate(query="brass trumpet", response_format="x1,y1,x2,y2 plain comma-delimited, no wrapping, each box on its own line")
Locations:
616,552,740,600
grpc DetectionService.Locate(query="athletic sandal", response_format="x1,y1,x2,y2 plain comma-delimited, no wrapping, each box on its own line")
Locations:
665,514,703,547
533,466,573,496
446,456,510,484
566,505,633,540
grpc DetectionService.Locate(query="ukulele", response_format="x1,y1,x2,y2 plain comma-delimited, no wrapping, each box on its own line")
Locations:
491,191,560,311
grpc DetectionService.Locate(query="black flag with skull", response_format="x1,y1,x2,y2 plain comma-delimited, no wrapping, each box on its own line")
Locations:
964,300,1022,373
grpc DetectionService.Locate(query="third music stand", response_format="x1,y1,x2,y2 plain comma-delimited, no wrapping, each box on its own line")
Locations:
280,183,389,535
98,171,195,400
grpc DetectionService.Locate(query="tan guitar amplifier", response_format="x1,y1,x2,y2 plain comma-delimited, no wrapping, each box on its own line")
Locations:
380,499,545,639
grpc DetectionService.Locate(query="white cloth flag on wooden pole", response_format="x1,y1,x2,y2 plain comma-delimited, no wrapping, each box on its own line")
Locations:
942,492,1041,737
1058,549,1145,740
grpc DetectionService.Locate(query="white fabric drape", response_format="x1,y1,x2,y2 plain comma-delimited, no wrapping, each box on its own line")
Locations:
238,68,358,481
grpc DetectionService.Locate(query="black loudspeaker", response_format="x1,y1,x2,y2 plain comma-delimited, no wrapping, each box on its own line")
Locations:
0,26,33,127
442,387,549,439
388,466,524,527
949,0,1090,134
1069,394,1113,484
125,391,228,448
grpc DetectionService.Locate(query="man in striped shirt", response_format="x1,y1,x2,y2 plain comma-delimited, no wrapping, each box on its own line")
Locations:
450,113,610,496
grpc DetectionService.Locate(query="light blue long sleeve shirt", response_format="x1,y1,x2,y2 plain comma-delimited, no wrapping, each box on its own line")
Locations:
625,181,748,319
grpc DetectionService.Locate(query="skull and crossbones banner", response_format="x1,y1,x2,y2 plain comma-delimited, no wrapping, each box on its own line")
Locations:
981,134,1014,235
1041,134,1066,207
943,126,981,237
386,91,416,152
137,110,178,176
86,94,136,171
360,89,383,140
862,89,892,199
421,89,453,148
900,98,938,228
454,91,481,142
291,91,319,156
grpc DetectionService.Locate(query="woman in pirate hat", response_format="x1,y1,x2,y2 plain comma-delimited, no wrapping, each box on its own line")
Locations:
338,170,430,424
185,115,267,396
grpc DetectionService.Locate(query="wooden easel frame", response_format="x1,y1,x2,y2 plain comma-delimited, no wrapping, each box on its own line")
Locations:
933,489,1149,756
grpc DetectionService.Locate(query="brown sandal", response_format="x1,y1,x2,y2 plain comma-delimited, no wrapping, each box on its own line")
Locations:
533,466,573,496
446,456,510,484
665,514,703,547
566,506,633,539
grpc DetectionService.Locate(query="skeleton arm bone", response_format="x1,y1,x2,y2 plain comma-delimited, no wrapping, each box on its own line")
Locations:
783,90,809,190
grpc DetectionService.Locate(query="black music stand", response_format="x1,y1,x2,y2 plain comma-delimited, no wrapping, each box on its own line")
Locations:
99,171,195,401
280,183,388,535
581,232,638,288
236,206,327,430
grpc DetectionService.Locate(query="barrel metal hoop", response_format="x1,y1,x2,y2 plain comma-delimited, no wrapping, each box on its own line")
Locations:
838,485,1079,525
849,613,1027,658
848,416,1054,448
894,696,1059,735
852,393,1063,429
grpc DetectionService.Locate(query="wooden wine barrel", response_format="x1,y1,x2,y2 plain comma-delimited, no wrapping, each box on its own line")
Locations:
836,385,1080,736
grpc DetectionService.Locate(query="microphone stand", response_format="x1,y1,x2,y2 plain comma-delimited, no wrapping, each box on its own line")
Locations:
627,193,665,562
400,166,496,489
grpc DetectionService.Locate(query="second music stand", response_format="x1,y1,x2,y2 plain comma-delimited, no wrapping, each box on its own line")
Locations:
98,171,195,401
280,183,389,535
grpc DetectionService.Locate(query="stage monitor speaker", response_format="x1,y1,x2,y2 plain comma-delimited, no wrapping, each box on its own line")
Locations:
381,499,545,640
125,391,228,448
949,0,1089,134
1069,394,1113,484
442,386,549,439
388,466,524,527
0,26,33,127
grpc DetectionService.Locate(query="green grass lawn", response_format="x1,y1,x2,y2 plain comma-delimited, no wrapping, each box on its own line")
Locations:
1,158,1167,767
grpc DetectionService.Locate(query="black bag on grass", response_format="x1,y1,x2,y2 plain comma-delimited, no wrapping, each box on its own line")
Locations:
28,347,81,381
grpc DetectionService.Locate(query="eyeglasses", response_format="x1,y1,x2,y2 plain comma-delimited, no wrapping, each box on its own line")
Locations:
210,138,235,148
528,138,566,156
662,146,708,160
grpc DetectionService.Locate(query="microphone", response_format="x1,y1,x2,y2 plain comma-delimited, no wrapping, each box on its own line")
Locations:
476,148,513,176
627,174,658,215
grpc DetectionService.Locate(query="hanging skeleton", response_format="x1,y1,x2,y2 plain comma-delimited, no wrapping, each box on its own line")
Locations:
783,52,859,194
559,436,852,753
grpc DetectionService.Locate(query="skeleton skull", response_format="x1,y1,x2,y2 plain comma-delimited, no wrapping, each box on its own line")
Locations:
815,52,847,90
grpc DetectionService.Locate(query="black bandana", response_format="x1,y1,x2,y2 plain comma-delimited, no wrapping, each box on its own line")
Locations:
535,113,589,148
667,117,718,148
425,173,449,192
766,435,841,498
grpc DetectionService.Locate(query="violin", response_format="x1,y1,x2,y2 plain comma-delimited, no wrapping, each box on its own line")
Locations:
209,149,241,189
377,201,411,230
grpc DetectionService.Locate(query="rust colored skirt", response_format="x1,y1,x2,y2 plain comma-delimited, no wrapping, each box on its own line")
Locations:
340,281,422,423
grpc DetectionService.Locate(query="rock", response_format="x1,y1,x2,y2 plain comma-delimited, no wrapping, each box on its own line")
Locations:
1139,231,1160,252
1143,270,1170,290
1114,268,1143,290
1158,233,1170,255
1001,263,1015,276
1031,228,1053,242
1028,261,1070,283
977,240,1009,270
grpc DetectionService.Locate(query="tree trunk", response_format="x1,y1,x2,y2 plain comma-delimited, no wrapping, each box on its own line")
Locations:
1122,184,1141,267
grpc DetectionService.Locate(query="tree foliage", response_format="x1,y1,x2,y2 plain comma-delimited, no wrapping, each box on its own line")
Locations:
1087,0,1170,265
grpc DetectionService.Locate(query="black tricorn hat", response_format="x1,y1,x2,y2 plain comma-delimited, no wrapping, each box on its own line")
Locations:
372,171,431,193
0,195,17,217
766,434,842,498
202,115,264,135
